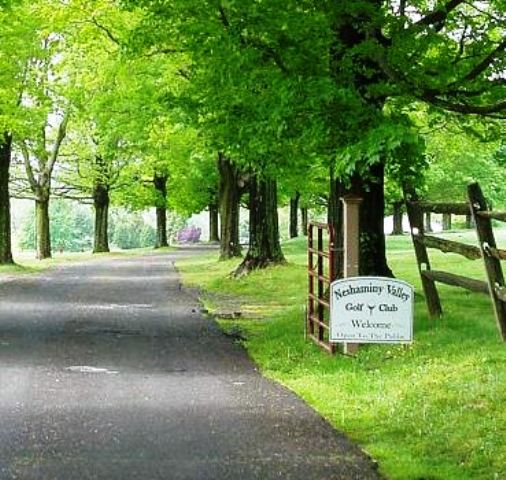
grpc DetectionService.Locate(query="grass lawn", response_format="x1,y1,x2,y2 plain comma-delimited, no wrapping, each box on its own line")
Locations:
178,231,506,480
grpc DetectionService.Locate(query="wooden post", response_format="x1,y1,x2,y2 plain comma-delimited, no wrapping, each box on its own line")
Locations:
341,195,362,355
468,183,506,340
403,187,443,318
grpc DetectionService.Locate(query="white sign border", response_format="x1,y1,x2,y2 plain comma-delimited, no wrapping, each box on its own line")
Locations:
329,276,414,344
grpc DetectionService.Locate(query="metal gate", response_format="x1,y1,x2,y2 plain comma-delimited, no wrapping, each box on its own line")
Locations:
307,222,336,353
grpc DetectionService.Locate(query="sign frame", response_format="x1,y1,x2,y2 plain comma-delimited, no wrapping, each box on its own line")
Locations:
329,276,414,344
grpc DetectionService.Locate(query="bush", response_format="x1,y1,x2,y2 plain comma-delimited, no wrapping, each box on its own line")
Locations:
18,200,93,252
110,209,156,249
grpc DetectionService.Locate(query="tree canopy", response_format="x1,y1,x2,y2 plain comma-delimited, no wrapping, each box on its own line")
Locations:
0,0,504,268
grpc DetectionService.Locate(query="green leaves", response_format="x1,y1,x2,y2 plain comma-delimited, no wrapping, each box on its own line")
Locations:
3,0,503,224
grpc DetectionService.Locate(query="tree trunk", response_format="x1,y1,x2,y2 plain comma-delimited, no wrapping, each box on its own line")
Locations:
218,153,241,259
425,212,433,233
153,173,169,248
155,207,168,248
289,192,300,238
391,201,404,235
0,133,13,265
331,2,392,278
235,176,285,276
328,169,344,279
346,163,393,277
36,197,51,259
466,214,474,229
442,213,452,231
93,184,110,253
209,203,220,242
301,207,308,236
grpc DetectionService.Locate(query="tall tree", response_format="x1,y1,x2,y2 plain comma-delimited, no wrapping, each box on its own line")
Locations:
235,174,285,276
20,113,69,259
8,1,74,260
218,154,242,260
153,172,169,248
289,192,300,238
55,1,153,253
0,0,38,264
91,153,112,253
0,134,13,263
113,0,506,275
328,0,505,273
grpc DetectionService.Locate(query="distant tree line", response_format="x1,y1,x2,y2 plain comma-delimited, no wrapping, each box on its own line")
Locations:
0,0,504,277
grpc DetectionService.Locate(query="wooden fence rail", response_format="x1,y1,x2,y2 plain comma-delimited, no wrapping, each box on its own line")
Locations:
410,202,470,215
415,234,481,260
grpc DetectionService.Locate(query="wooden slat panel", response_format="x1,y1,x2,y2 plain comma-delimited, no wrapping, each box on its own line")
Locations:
307,221,336,354
422,270,488,294
415,234,481,260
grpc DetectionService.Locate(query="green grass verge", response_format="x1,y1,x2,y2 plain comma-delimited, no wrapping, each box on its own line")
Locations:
178,232,506,480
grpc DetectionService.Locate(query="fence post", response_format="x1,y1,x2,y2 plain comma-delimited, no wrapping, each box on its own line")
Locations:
403,187,442,318
341,195,362,355
468,183,506,340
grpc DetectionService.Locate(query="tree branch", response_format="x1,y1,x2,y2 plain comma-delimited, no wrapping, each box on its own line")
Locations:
20,142,38,192
10,195,36,200
140,47,185,58
91,16,122,46
399,0,406,17
421,94,506,117
413,0,466,31
463,38,506,81
47,112,70,175
52,190,93,202
177,68,192,80
218,4,289,74
218,5,231,28
452,24,469,64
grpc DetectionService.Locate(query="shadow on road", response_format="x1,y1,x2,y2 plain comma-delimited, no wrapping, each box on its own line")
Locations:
0,250,381,480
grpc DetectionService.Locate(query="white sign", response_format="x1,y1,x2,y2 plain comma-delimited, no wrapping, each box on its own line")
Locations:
330,277,414,344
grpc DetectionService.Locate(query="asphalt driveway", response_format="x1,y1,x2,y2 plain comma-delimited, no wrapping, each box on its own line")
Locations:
0,250,381,479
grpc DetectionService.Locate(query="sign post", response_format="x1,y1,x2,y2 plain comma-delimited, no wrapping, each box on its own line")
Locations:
342,195,362,355
334,195,414,353
306,196,415,355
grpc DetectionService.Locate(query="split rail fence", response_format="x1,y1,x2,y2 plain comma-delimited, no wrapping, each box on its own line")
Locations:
404,182,506,340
